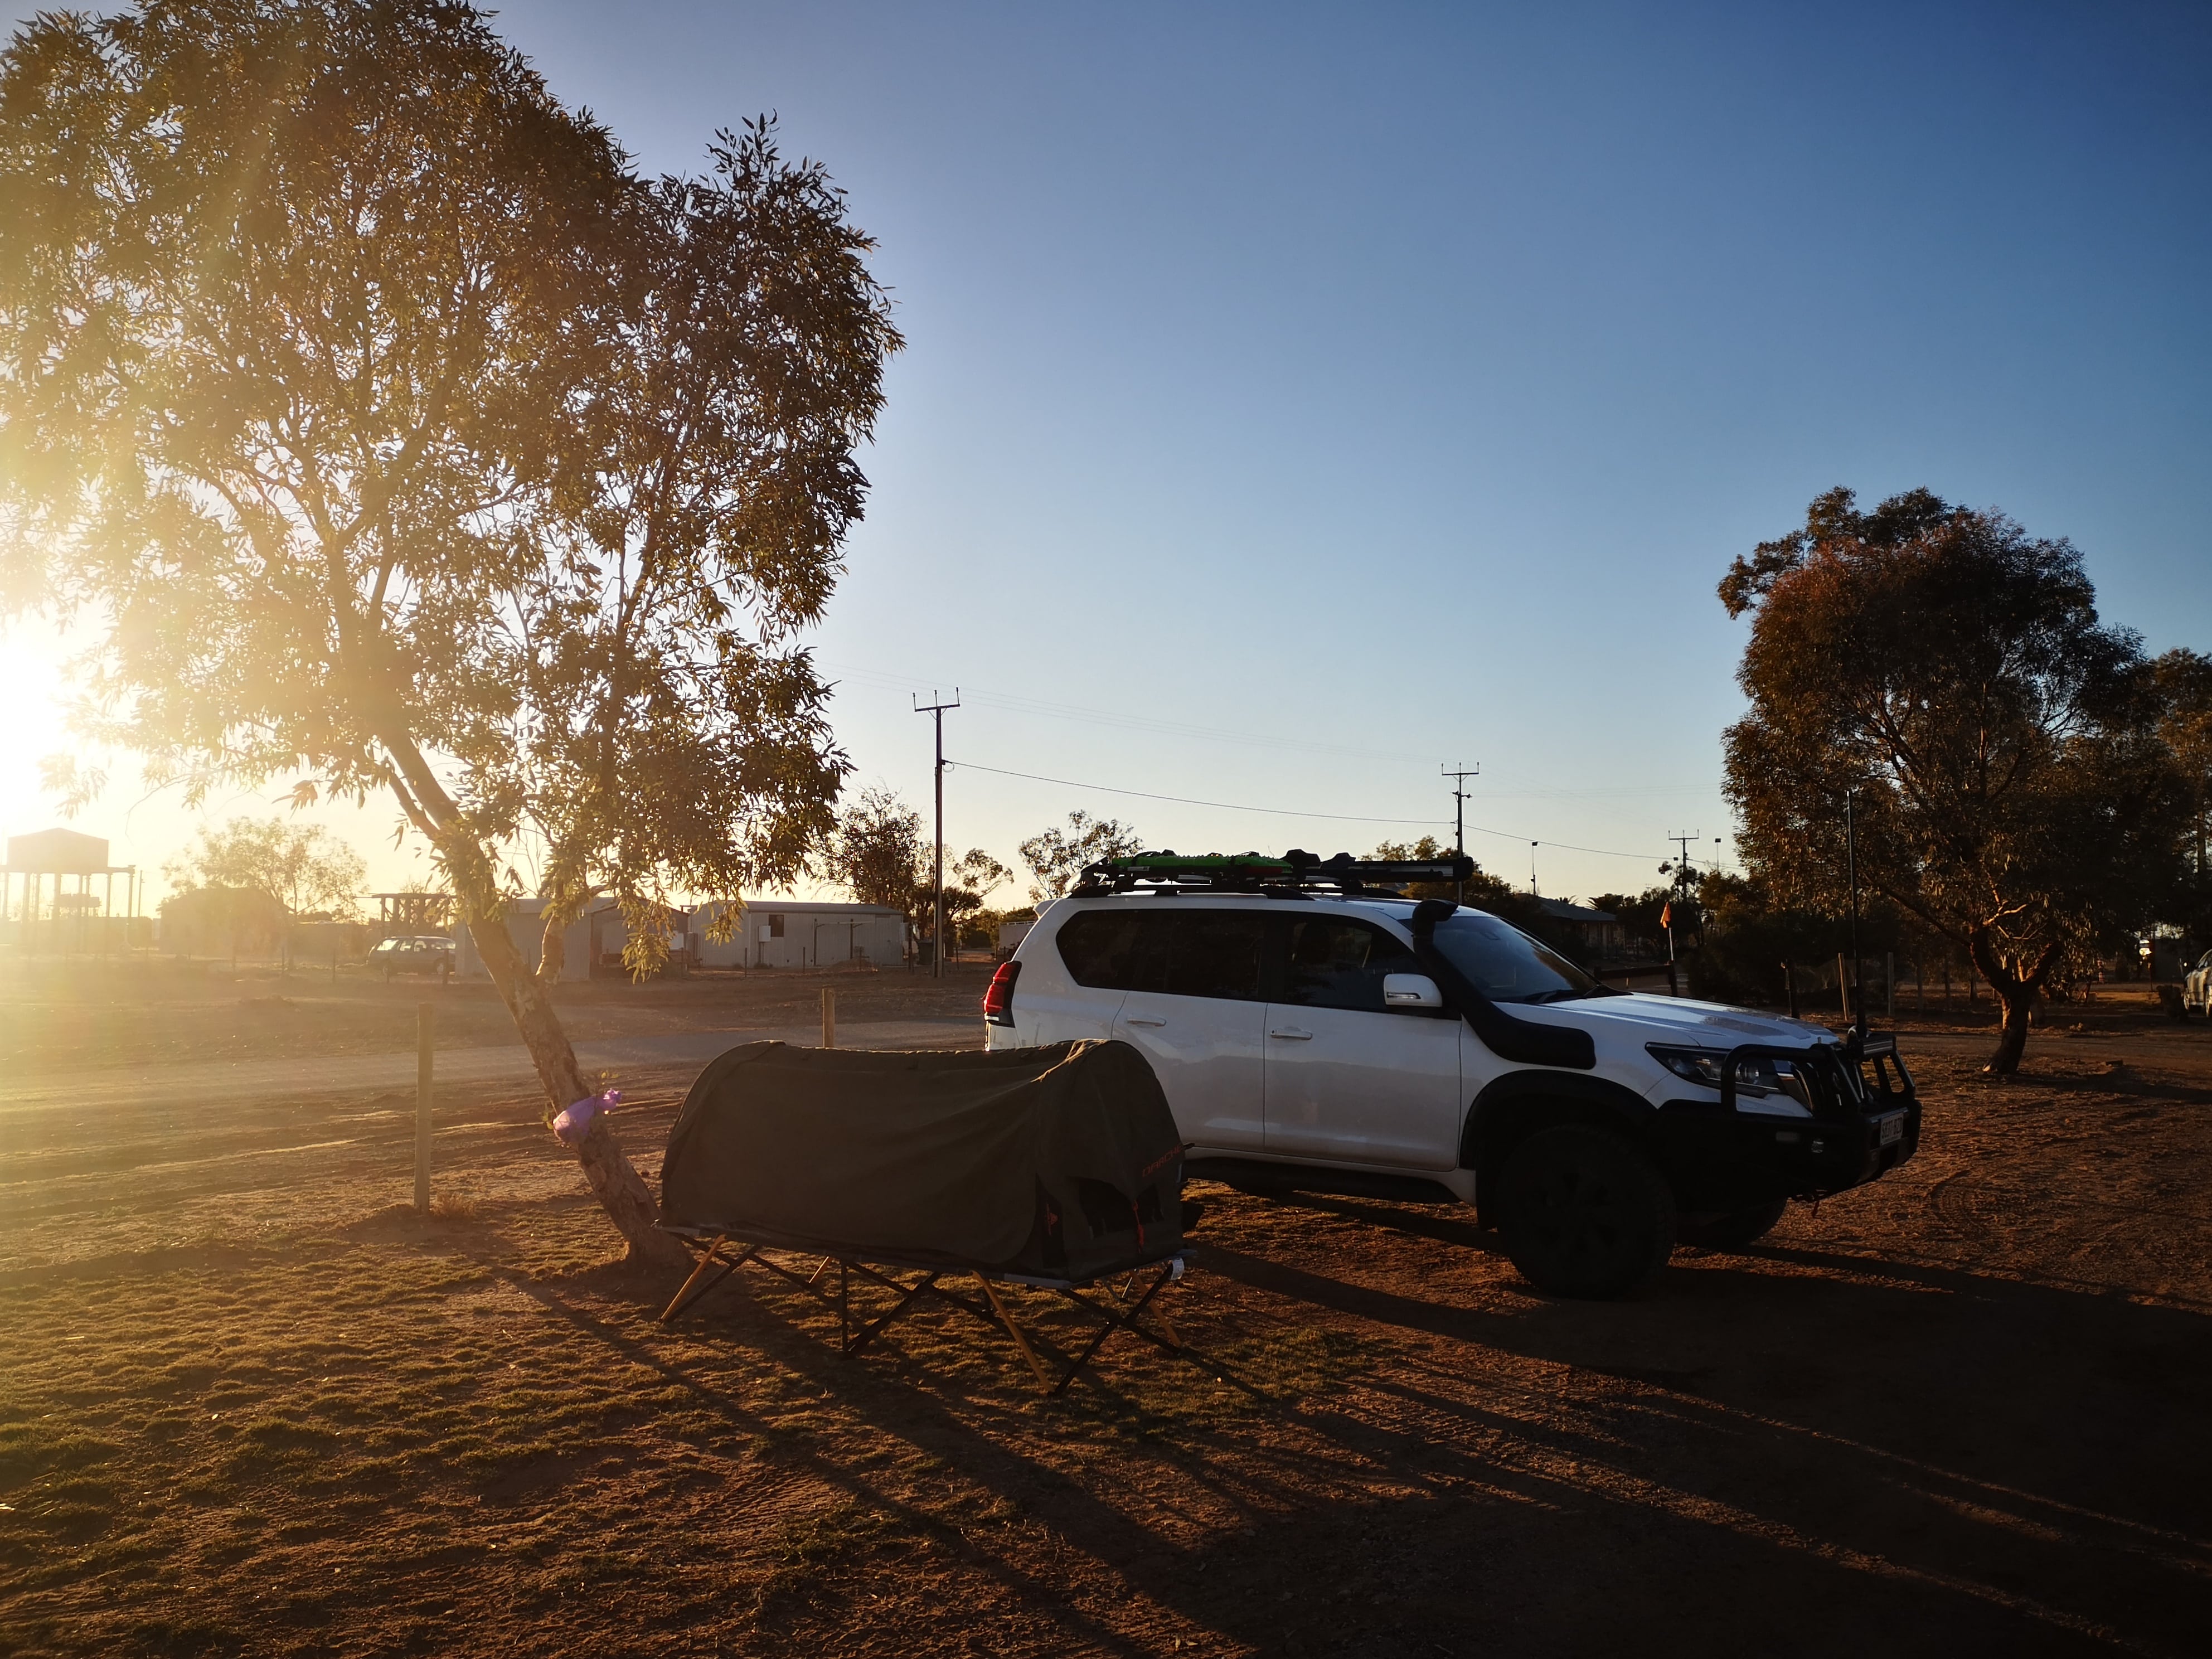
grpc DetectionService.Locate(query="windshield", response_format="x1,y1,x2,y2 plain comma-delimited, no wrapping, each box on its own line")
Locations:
1429,911,1599,1003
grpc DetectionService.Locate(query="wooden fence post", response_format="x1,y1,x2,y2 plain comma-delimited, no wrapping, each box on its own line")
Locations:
415,1002,434,1211
1885,952,1895,1023
822,986,837,1049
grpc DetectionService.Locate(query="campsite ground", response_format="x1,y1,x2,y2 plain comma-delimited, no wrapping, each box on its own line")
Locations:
2,962,2208,1656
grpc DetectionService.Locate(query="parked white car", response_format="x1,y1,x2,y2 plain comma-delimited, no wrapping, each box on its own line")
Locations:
981,853,1919,1298
2184,950,2212,1015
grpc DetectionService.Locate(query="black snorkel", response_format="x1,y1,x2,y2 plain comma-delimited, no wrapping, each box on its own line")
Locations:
1408,899,1596,1071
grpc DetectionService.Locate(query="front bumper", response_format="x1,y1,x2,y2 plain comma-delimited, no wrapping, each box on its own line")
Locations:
1641,1035,1922,1211
1646,1097,1920,1210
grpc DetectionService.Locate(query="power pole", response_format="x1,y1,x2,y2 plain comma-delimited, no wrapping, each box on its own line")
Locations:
914,690,959,978
1667,832,1699,886
1664,832,1701,978
1442,763,1477,901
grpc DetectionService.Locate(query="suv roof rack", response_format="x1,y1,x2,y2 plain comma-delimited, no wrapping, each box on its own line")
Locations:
1070,848,1475,898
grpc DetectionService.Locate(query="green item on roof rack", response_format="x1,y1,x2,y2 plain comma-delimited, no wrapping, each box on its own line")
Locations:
1109,852,1289,873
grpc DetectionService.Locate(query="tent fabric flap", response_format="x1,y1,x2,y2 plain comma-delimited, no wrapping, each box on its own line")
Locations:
659,1039,1184,1282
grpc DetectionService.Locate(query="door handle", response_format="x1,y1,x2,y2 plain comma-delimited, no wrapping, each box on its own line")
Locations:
1268,1028,1313,1041
1124,1016,1167,1028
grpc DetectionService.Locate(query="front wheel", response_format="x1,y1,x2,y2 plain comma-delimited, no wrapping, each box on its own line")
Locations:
1497,1124,1676,1299
1676,1198,1788,1252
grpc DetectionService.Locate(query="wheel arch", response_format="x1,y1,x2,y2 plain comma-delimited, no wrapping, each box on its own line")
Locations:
1461,1069,1656,1223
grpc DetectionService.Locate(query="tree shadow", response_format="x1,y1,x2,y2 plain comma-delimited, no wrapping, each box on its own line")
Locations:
488,1209,2211,1658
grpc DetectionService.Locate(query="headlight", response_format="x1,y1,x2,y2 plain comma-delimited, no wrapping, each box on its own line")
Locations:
1647,1044,1789,1097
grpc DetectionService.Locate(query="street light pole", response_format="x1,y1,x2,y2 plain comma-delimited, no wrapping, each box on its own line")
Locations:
1845,788,1864,1036
914,690,960,977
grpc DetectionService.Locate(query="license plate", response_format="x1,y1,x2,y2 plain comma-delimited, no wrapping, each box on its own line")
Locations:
1877,1112,1905,1146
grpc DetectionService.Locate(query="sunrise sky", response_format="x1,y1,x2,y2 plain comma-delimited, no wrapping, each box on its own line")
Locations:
4,1,2208,910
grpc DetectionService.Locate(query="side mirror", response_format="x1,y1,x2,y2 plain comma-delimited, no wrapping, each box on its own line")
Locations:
1382,972,1444,1011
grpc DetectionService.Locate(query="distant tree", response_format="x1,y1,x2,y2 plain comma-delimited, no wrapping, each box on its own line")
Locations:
824,789,1006,955
824,788,925,914
1019,811,1143,901
157,885,289,963
1590,886,1673,954
1719,487,2189,1072
934,848,1011,957
2152,649,2212,937
165,818,367,922
0,2,896,1266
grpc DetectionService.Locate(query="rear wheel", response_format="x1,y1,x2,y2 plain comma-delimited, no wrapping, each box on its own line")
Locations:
1497,1124,1676,1299
1676,1198,1788,1251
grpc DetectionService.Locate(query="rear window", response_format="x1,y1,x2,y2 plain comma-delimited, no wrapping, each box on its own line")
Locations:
1054,908,1266,1001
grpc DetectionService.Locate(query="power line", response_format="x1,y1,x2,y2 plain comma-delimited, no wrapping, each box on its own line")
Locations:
947,759,1662,859
948,760,1442,825
824,661,1437,764
826,660,1716,803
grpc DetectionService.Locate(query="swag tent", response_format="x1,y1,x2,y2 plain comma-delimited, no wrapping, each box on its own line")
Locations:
656,1039,1196,1393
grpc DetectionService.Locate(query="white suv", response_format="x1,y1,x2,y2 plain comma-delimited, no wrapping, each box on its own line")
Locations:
980,854,1919,1298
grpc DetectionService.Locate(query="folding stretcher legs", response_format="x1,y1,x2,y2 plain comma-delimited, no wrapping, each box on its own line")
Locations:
658,1234,1202,1396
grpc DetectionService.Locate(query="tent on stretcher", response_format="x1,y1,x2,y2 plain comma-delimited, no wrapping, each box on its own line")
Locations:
656,1039,1207,1394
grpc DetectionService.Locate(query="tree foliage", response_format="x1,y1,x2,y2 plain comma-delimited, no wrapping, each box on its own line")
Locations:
823,787,1006,952
0,1,898,1263
1018,811,1143,902
1719,487,2189,1071
823,787,924,914
164,816,366,919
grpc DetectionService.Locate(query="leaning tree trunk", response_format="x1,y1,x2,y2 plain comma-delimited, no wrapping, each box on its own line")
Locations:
1986,981,2036,1075
466,908,688,1271
378,727,688,1273
1970,930,2048,1077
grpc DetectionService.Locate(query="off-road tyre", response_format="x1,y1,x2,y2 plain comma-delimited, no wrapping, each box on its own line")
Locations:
1497,1123,1676,1299
1676,1197,1788,1252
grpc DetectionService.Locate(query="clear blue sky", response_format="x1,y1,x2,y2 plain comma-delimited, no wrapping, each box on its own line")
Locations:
4,1,2208,906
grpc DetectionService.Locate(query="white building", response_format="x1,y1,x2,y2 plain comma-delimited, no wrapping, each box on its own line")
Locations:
691,899,905,970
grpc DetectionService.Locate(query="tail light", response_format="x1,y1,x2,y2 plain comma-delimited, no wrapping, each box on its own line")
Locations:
983,959,1021,1026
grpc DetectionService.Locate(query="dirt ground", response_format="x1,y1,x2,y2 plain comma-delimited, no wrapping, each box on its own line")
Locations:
2,970,2209,1656
0,959,989,1075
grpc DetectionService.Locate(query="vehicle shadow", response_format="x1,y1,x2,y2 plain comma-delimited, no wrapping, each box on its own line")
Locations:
513,1212,2210,1659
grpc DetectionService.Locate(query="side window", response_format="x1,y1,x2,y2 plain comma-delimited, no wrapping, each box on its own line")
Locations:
1163,910,1268,1002
768,914,785,938
1056,910,1154,990
1279,918,1416,1012
1058,908,1267,998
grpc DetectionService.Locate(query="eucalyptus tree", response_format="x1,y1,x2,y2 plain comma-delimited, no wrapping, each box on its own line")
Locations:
0,2,897,1263
1018,811,1143,903
1719,488,2187,1073
824,788,1007,955
166,817,367,920
513,120,896,982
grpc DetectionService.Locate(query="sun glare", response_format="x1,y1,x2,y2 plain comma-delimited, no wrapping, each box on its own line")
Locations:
0,626,75,833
